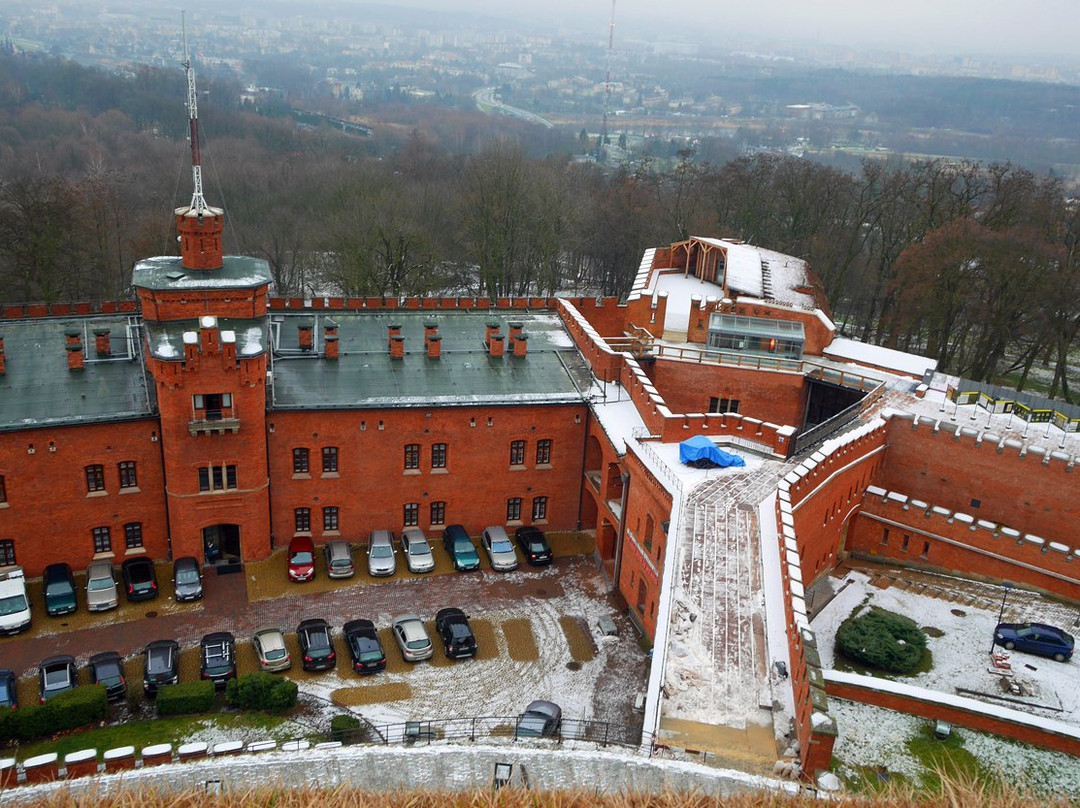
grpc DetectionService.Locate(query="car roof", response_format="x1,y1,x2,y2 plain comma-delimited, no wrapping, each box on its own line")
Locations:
289,535,314,549
299,618,329,631
44,563,74,578
254,626,284,637
89,651,122,664
146,639,178,651
370,531,394,545
86,560,113,575
344,618,376,634
122,556,152,567
40,655,76,667
202,631,234,643
174,556,199,568
436,607,466,621
393,613,422,625
484,526,510,540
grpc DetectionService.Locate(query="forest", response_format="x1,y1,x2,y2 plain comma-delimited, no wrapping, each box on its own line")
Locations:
0,51,1077,401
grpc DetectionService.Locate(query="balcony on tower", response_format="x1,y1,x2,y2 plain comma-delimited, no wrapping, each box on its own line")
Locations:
189,391,240,436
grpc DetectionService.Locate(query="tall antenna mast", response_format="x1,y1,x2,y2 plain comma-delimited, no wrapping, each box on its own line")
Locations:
598,0,615,161
181,12,207,215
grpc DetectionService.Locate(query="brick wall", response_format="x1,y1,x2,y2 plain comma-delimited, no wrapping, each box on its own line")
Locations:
618,448,674,638
136,287,269,322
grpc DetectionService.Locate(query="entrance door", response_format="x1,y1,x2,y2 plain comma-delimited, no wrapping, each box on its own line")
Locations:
203,524,241,565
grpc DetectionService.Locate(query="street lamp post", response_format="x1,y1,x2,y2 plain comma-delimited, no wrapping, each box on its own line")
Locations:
990,581,1014,654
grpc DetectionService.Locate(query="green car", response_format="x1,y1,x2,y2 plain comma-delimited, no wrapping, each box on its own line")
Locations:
441,525,480,572
43,563,77,616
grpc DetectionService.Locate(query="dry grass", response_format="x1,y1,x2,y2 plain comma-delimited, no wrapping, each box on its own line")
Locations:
558,616,596,664
546,531,596,557
501,619,539,662
5,776,1067,808
330,682,412,707
470,619,499,661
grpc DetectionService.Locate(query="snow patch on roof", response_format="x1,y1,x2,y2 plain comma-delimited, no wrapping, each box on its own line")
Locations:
824,337,937,378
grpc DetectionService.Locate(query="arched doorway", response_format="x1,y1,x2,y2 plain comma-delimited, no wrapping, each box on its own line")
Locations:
203,524,241,566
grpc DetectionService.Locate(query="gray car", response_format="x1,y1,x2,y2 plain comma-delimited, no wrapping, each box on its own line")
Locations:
481,526,519,572
324,541,354,579
367,530,397,577
252,626,292,672
391,613,433,662
172,556,203,602
401,528,435,574
515,700,562,738
85,560,119,612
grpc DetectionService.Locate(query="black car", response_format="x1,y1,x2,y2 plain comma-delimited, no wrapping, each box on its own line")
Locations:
143,639,180,695
200,632,237,688
38,654,77,703
121,557,158,602
172,556,203,602
343,619,387,674
297,619,336,671
434,607,478,659
42,563,77,616
514,526,553,566
0,668,18,709
88,651,127,701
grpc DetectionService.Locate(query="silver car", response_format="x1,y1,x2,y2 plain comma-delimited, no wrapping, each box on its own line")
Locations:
324,540,354,579
85,560,119,612
367,530,396,577
391,613,433,662
252,626,292,672
481,526,519,572
401,528,435,574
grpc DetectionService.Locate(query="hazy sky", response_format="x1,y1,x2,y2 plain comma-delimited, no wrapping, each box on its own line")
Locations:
399,0,1076,60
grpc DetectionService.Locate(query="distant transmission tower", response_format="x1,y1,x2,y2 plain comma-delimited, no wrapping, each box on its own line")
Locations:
597,0,615,161
181,12,209,216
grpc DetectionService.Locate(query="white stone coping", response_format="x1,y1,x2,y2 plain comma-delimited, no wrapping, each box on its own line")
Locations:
177,742,208,756
103,746,135,760
141,744,172,757
212,741,244,755
280,740,310,752
23,753,58,767
247,741,277,753
63,749,97,764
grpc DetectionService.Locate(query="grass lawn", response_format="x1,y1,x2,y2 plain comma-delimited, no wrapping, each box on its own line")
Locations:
12,710,316,761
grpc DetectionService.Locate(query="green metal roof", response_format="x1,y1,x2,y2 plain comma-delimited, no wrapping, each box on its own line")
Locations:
269,310,592,409
131,255,273,291
0,317,154,432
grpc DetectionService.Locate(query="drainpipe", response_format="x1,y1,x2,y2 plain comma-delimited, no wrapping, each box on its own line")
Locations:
612,471,630,594
576,407,591,532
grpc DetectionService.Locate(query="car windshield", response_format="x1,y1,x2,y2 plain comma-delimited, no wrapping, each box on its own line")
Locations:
455,540,474,551
528,541,547,552
88,576,113,591
44,668,69,687
371,545,393,558
148,650,172,673
330,558,351,568
96,661,122,680
176,568,199,584
128,565,152,582
290,551,313,565
492,540,513,553
264,648,286,661
0,594,28,615
45,581,71,595
406,638,430,650
450,623,471,639
306,631,330,650
359,650,383,662
408,540,431,555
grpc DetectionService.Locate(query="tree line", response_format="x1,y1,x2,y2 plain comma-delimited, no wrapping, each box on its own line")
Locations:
0,52,1076,400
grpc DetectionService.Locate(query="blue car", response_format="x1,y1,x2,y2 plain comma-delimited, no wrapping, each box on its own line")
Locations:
994,622,1074,662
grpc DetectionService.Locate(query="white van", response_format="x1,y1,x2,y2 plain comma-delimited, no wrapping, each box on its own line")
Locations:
0,567,32,635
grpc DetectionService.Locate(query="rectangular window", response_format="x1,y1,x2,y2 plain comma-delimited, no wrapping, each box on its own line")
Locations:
225,464,237,489
532,496,548,521
124,522,144,549
199,464,237,492
118,461,138,489
403,502,419,526
509,440,526,466
292,448,310,474
707,397,740,414
92,526,111,554
536,439,552,465
901,535,910,552
294,508,311,532
323,506,339,532
85,464,105,493
193,392,231,420
430,501,446,526
198,467,210,492
0,475,6,503
881,528,890,546
0,540,14,566
322,446,339,473
404,444,420,470
431,443,447,469
506,497,522,522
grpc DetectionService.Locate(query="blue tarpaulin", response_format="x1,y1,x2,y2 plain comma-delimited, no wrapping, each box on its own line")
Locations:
678,435,746,468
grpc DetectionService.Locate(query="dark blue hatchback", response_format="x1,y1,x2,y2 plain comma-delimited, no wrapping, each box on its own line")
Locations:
994,622,1074,662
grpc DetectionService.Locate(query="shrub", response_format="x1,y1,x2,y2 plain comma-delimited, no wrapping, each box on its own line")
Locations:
226,673,297,712
836,607,928,673
0,685,108,744
156,681,215,716
330,714,363,744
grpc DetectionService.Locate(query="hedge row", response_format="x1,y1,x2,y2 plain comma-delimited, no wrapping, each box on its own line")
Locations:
226,673,298,712
330,714,364,744
156,681,216,716
0,685,109,744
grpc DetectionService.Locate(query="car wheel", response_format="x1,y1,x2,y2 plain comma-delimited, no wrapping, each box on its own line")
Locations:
1003,641,1015,650
1054,652,1066,662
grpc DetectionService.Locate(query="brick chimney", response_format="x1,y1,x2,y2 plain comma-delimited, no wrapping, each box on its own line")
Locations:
512,332,528,357
183,331,199,367
0,335,5,376
424,320,438,341
199,315,218,354
221,330,237,364
508,322,523,342
427,334,441,359
387,324,402,350
298,321,313,352
489,334,505,357
64,328,80,348
66,342,84,371
390,335,405,359
485,321,500,346
93,328,111,357
325,335,339,360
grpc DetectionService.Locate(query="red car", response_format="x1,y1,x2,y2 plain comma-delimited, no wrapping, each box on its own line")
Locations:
287,536,316,582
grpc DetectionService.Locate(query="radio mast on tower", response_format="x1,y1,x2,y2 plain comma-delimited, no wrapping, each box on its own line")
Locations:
597,0,615,161
181,12,208,216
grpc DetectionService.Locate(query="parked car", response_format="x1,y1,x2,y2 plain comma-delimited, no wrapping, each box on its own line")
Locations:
0,567,31,635
143,639,180,695
401,528,435,574
172,556,203,602
434,607,477,659
994,622,1075,662
514,526,553,566
88,651,127,701
391,613,433,662
367,530,397,577
38,655,77,703
343,619,387,673
200,632,237,688
85,560,119,612
515,700,562,738
287,535,316,583
0,669,16,708
42,563,77,616
442,525,481,572
481,526,519,572
324,540,354,579
252,626,292,673
121,557,158,602
297,618,336,671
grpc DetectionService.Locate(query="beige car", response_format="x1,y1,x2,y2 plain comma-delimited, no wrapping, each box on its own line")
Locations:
252,626,292,672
